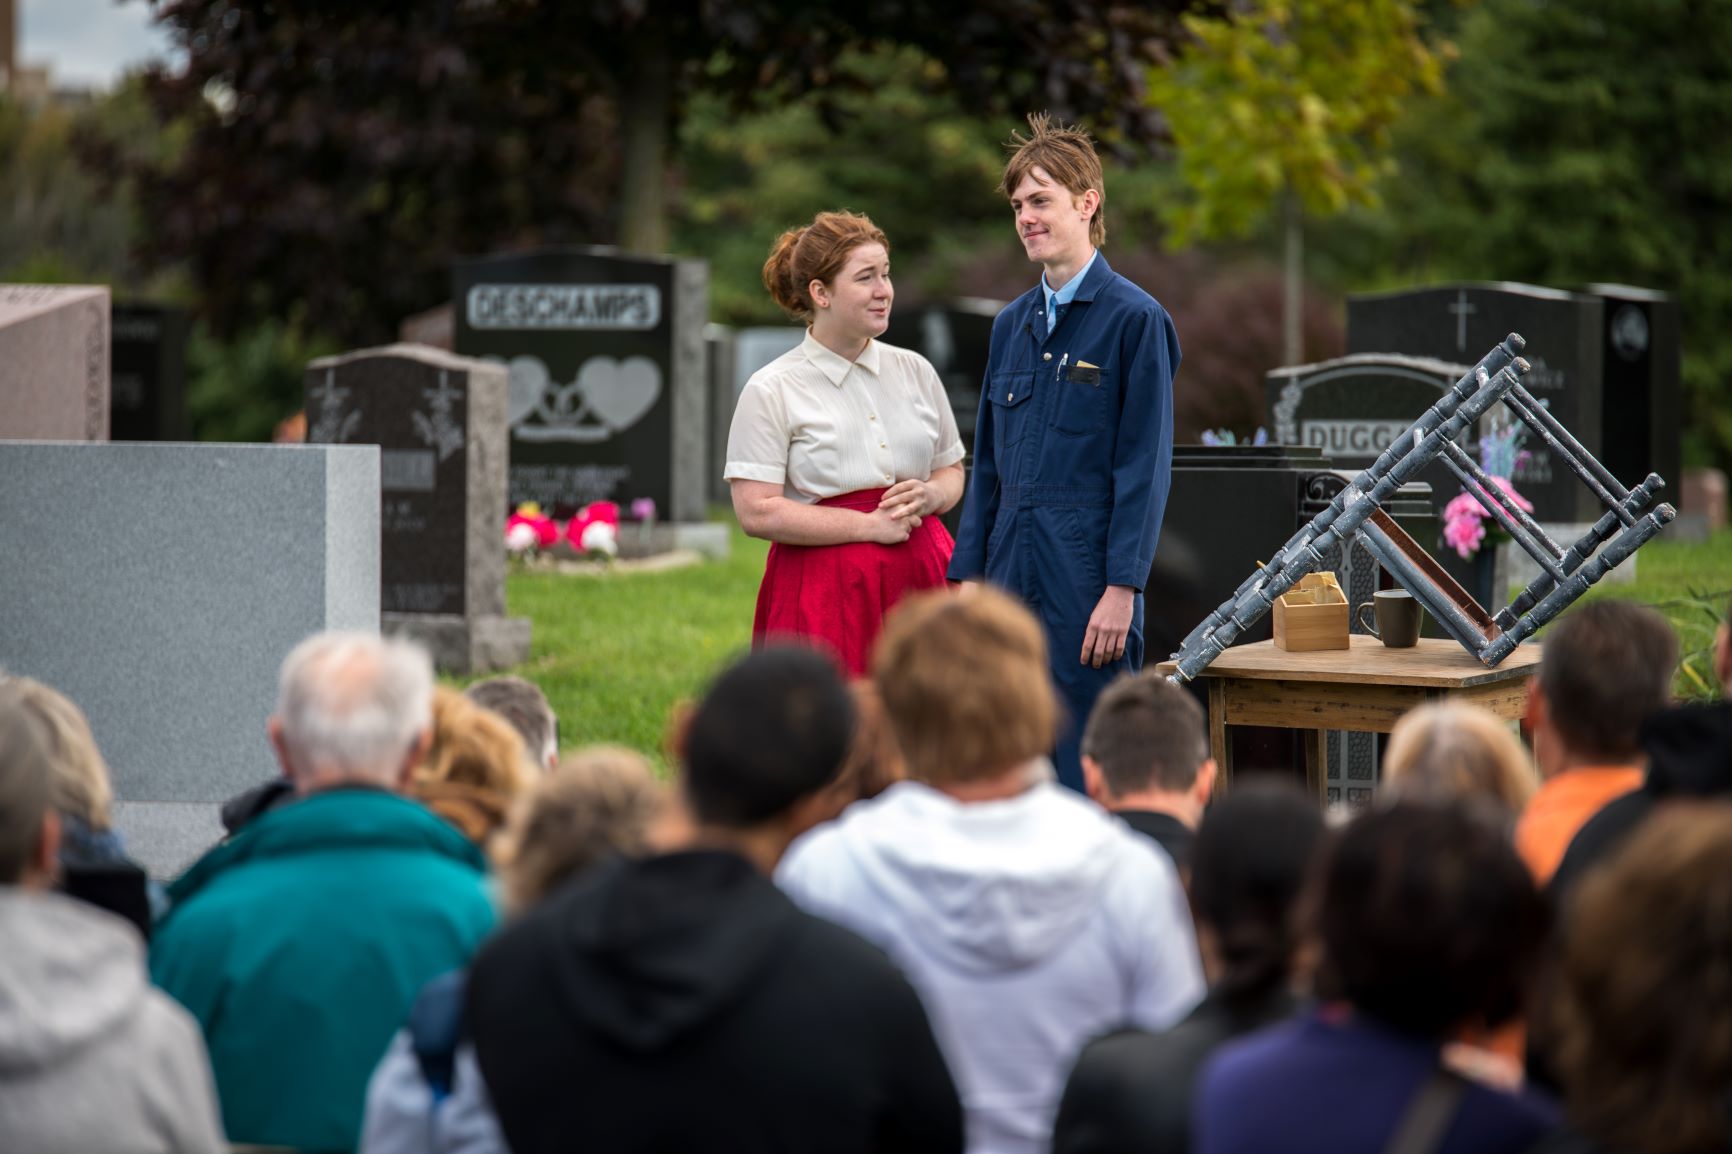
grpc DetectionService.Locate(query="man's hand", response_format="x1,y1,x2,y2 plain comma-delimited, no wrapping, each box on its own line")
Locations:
1081,585,1136,668
879,479,940,521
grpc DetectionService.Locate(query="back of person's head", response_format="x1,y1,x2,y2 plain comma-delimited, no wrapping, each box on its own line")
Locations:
762,210,890,322
1190,780,1325,1004
999,112,1107,247
0,683,57,886
1382,701,1537,814
418,687,533,798
873,588,1058,784
494,745,664,914
464,675,558,771
683,646,855,827
1552,803,1732,1154
1313,801,1547,1039
1081,672,1209,798
1538,601,1677,761
6,676,114,831
273,631,435,790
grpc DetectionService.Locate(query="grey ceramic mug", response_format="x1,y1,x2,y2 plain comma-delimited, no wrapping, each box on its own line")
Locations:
1356,589,1424,648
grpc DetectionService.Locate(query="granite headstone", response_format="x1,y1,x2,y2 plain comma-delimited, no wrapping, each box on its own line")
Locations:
0,441,380,879
1587,283,1682,504
304,344,529,673
453,248,709,522
1267,353,1477,595
882,298,1006,446
0,283,109,441
1348,282,1606,523
109,302,189,442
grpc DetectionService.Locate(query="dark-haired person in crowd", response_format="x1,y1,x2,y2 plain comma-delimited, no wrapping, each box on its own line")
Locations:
726,210,965,674
1536,804,1732,1154
1549,595,1732,900
3,674,160,939
464,675,560,774
779,589,1202,1154
361,746,667,1154
151,632,497,1153
1052,781,1323,1154
467,648,964,1154
1194,802,1556,1154
1516,600,1676,883
1079,671,1217,873
0,682,227,1154
946,114,1179,791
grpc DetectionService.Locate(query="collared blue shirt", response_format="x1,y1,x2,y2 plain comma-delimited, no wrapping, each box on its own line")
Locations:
1041,248,1100,334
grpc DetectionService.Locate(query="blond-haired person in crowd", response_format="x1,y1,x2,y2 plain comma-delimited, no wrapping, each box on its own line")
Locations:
410,687,537,850
1383,701,1538,815
2,674,159,939
727,209,965,675
0,682,226,1154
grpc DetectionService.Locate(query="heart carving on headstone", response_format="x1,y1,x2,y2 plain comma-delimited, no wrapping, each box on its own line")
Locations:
577,356,662,433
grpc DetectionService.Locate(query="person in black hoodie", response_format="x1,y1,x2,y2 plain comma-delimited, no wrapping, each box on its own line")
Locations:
466,646,965,1154
1050,781,1324,1154
1549,598,1732,903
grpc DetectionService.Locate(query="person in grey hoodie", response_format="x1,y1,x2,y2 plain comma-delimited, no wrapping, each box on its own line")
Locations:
0,682,226,1154
779,588,1205,1154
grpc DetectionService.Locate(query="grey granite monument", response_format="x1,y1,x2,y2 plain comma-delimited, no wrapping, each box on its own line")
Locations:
0,284,110,441
0,441,380,878
304,344,530,674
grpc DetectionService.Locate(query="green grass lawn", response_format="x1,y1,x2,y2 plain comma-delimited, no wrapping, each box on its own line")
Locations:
464,520,1730,764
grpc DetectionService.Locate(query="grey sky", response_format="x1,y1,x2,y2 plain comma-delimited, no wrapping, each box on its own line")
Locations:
18,0,177,90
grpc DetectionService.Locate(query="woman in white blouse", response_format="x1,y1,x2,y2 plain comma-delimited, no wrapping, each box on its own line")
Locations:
725,210,966,675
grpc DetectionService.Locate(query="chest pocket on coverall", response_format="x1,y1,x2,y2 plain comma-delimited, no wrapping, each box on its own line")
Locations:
989,370,1036,448
1052,365,1112,437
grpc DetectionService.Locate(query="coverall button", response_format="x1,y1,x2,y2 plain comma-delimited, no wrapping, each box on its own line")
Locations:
1043,352,1052,361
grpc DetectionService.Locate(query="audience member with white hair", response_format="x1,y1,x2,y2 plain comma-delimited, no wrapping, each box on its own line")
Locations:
150,631,497,1153
0,681,227,1153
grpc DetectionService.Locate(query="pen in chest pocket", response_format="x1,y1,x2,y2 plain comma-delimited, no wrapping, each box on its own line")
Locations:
1056,353,1068,381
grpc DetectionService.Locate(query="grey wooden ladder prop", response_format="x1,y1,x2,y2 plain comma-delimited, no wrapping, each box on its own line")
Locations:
1167,332,1676,684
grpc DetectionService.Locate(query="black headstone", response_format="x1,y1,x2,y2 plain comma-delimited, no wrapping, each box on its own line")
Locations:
1348,283,1605,523
304,345,509,619
108,303,188,442
1587,284,1682,503
453,248,708,520
1267,353,1476,593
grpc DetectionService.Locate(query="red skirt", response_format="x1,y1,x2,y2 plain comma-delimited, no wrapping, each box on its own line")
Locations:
753,488,955,677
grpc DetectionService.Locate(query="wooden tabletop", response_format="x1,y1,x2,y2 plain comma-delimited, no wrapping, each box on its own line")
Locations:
1157,635,1541,689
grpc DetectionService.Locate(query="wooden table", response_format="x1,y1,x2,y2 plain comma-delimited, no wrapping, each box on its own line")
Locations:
1156,636,1542,800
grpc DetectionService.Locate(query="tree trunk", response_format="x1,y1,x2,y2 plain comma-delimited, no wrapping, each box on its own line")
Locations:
1283,188,1303,367
617,31,671,255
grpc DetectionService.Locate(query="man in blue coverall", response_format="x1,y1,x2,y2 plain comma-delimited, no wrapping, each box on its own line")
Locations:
948,114,1181,792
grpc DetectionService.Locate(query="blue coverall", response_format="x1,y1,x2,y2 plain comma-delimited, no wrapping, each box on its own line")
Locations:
948,253,1180,791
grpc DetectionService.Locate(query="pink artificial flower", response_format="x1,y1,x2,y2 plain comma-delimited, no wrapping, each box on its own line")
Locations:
1490,475,1534,513
1443,514,1486,560
506,503,559,549
1443,492,1485,526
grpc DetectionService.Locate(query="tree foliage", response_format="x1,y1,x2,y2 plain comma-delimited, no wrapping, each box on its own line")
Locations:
1323,0,1732,469
105,0,1198,345
1147,0,1450,244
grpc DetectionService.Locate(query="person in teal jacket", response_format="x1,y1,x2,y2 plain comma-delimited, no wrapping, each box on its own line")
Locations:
150,632,497,1153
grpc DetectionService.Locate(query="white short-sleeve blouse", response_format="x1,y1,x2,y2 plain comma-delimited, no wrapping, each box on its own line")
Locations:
724,333,966,503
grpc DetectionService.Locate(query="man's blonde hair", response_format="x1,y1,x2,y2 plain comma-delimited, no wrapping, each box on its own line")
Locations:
1000,112,1107,248
872,588,1058,784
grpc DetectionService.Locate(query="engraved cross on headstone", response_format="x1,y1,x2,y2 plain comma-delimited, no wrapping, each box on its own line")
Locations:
1448,290,1477,353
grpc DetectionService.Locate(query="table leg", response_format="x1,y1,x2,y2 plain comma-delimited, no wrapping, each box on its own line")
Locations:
1303,728,1329,803
1208,680,1232,790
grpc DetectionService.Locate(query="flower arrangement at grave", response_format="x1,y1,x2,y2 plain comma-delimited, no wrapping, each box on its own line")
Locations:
505,503,559,558
567,501,620,558
1443,420,1533,560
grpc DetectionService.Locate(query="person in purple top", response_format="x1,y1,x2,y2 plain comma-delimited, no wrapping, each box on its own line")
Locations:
1195,801,1557,1154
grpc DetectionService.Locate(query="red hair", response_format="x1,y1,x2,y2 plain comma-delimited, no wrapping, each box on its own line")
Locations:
762,210,890,321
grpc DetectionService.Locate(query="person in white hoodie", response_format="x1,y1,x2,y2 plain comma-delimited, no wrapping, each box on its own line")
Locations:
779,587,1204,1154
0,682,226,1154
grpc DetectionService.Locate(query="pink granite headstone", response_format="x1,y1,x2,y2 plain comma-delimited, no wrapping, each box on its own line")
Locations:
0,284,111,440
